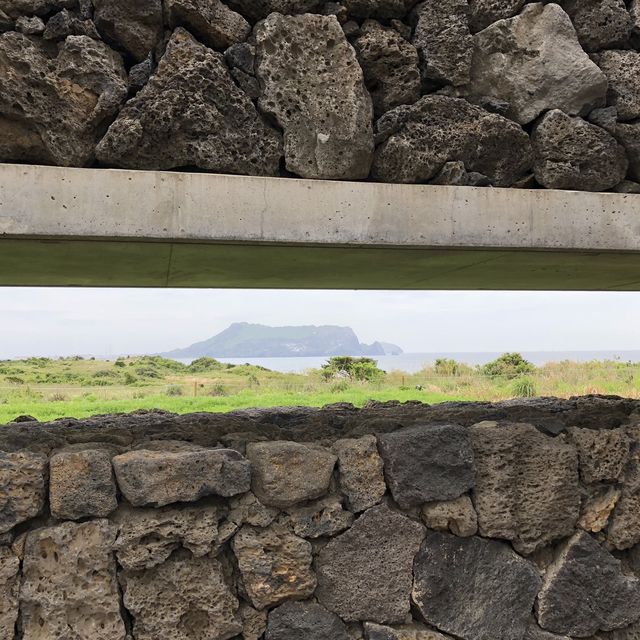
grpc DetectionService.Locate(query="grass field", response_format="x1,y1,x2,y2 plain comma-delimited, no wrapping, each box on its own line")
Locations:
1,353,639,423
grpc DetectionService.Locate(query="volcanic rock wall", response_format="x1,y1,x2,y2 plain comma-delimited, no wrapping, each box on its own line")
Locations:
2,0,640,192
2,397,640,639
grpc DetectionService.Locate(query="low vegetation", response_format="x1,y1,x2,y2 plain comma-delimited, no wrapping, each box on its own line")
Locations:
0,353,639,423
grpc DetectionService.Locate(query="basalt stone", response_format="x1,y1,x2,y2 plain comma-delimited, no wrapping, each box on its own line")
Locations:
128,54,154,95
227,491,278,528
377,423,474,508
470,421,580,554
372,95,532,186
524,626,570,640
93,0,162,61
0,32,127,167
111,503,223,570
240,602,268,640
0,0,74,17
0,451,47,534
232,523,317,609
532,110,628,192
460,3,607,124
595,50,640,121
0,547,19,640
246,441,336,508
430,160,491,186
42,8,99,40
364,623,453,640
164,0,250,50
121,552,242,640
412,531,542,640
316,504,425,623
613,121,640,182
607,452,640,549
287,496,354,538
333,435,386,513
15,15,44,34
467,0,524,32
49,448,117,520
411,0,473,86
112,444,250,507
421,494,478,537
536,531,640,636
265,601,350,640
254,13,374,180
20,520,126,640
578,486,620,533
227,0,321,21
97,28,282,174
613,180,640,193
633,0,640,47
560,0,632,52
343,0,418,19
567,426,631,483
353,20,420,117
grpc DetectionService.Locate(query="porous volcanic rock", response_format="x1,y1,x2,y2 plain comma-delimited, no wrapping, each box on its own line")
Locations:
460,3,608,124
0,546,19,640
377,423,475,508
567,426,630,483
164,0,250,50
524,626,571,640
93,0,162,61
372,95,532,185
0,32,127,166
0,451,47,534
15,15,45,34
232,523,316,609
0,0,74,17
536,531,640,636
412,531,542,640
421,494,478,537
265,600,350,640
20,520,126,640
470,421,580,554
467,0,524,32
342,0,418,18
227,0,321,21
287,496,354,538
411,0,473,86
594,50,640,121
333,435,386,513
112,445,250,507
607,450,640,549
227,491,279,528
121,552,242,640
96,28,282,174
613,121,640,181
240,602,268,640
560,0,632,52
49,448,117,520
246,441,336,508
254,13,374,179
532,110,628,192
43,8,99,40
315,503,425,623
578,486,620,533
353,20,420,117
364,623,453,640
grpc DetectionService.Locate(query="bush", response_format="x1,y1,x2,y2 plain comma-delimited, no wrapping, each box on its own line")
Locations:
188,357,225,373
512,377,537,398
166,384,183,397
481,352,535,379
208,384,227,397
434,358,462,376
330,379,350,392
114,359,126,368
321,356,385,382
124,372,137,385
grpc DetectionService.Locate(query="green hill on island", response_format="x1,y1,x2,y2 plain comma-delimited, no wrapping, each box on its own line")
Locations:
161,323,403,358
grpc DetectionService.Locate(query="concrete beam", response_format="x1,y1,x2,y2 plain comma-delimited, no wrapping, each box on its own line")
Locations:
1,163,640,289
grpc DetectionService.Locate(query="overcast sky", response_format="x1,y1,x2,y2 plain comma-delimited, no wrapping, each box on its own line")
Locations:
0,288,639,359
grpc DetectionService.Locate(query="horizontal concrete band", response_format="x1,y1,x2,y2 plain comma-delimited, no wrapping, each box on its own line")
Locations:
1,163,640,289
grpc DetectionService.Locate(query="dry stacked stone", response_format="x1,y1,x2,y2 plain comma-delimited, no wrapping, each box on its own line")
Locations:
1,0,640,192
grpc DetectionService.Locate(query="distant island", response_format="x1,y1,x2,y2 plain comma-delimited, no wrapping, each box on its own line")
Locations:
161,323,403,358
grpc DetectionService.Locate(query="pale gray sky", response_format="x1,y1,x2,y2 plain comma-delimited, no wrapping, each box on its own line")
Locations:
0,288,638,359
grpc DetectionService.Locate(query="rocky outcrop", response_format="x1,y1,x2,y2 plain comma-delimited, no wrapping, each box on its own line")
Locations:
0,546,19,640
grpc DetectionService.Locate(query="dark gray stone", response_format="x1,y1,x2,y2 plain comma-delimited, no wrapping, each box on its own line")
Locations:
536,531,640,636
265,601,349,640
15,15,44,34
560,0,632,52
595,50,640,121
377,423,474,509
287,496,354,538
412,531,542,640
467,0,524,32
42,8,99,40
343,0,418,19
316,504,425,623
227,0,321,21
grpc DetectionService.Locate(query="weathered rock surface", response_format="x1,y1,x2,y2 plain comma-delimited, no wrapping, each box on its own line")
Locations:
354,20,420,117
613,121,640,182
316,504,425,623
0,451,47,534
364,623,452,640
470,421,580,554
578,486,620,533
0,32,127,166
232,523,316,609
20,520,126,640
15,14,44,34
372,95,532,185
254,13,373,179
246,441,336,508
121,552,242,640
227,0,321,21
467,0,524,32
560,0,632,52
287,496,354,538
228,491,279,528
412,531,542,640
333,435,386,513
607,449,640,549
595,50,640,121
567,426,630,483
43,8,99,40
0,0,75,17
266,601,350,640
536,531,640,636
96,28,282,175
164,0,250,50
240,602,268,640
411,0,473,86
0,546,19,640
421,494,478,537
49,448,117,520
112,502,222,570
532,110,628,192
377,423,475,508
112,444,250,506
461,3,608,124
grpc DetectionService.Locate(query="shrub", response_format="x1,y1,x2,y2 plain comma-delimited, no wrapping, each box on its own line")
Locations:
188,357,225,373
208,384,227,397
434,358,461,376
166,384,183,397
124,372,137,385
49,393,67,402
512,377,537,398
330,379,350,392
5,376,24,385
114,359,126,368
321,356,385,382
481,352,535,379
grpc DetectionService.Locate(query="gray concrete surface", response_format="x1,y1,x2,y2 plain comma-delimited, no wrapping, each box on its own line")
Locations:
1,163,640,289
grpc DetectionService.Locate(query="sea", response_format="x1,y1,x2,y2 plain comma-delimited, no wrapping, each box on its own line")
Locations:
174,350,640,374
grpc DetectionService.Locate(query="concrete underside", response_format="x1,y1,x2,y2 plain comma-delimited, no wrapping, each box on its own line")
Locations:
1,163,640,289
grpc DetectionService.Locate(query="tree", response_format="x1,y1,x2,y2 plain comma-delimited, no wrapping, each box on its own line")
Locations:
321,356,385,382
481,352,535,379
